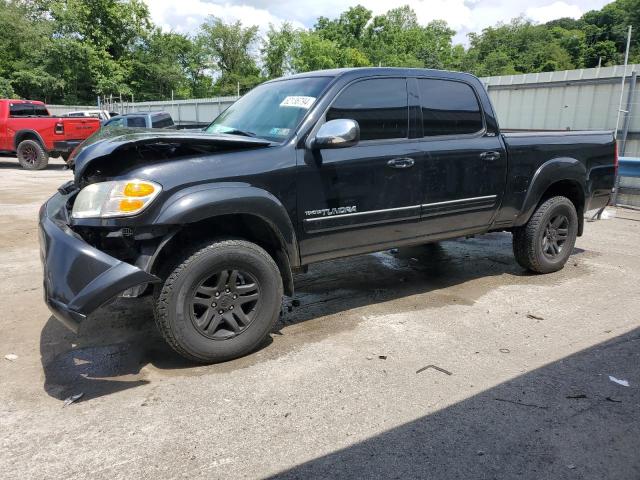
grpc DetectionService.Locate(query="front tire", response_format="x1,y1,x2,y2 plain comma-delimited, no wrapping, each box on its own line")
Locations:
154,239,283,363
17,139,49,170
513,196,578,273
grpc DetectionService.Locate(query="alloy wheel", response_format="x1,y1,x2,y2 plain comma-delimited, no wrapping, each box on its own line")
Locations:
542,214,569,258
189,269,260,340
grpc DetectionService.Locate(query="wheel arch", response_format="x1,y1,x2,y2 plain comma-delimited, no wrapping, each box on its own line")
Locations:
14,129,46,150
149,185,299,296
515,157,587,236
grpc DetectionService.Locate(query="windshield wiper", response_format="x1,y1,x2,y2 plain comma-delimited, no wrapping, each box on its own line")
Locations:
222,128,257,138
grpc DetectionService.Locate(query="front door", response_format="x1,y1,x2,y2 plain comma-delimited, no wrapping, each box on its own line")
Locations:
296,77,423,264
414,77,507,235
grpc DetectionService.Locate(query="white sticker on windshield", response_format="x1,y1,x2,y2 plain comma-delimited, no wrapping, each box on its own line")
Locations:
280,96,316,109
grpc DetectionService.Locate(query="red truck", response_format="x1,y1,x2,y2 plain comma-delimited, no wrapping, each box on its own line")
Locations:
0,99,100,170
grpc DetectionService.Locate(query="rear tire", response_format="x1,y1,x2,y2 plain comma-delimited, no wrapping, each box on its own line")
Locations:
17,139,49,170
513,196,578,273
154,239,283,363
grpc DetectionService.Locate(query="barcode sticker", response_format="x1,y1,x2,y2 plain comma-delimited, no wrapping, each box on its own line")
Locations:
280,96,316,109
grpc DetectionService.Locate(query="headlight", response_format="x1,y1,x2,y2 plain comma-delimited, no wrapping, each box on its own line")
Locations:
72,179,161,218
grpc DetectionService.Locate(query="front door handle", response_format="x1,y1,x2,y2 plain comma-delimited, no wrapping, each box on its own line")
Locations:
387,157,415,169
480,151,501,161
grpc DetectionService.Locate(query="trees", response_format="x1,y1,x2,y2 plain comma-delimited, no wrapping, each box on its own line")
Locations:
262,23,296,79
0,0,638,104
198,17,262,95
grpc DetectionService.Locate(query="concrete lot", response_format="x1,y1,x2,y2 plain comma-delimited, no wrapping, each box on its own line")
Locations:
1,155,639,479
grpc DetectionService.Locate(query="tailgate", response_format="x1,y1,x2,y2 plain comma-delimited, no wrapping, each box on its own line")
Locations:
62,118,101,138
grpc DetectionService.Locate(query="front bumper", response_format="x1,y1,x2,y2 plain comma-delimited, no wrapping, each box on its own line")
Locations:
38,192,159,332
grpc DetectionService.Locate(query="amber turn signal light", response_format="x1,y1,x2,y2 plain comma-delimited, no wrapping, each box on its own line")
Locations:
119,198,145,212
123,181,156,197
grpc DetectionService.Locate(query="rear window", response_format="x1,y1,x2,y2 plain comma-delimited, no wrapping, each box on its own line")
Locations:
127,116,147,128
417,79,483,136
152,114,174,128
10,104,34,117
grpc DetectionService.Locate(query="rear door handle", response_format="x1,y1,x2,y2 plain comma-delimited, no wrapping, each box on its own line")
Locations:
387,157,415,169
480,151,501,161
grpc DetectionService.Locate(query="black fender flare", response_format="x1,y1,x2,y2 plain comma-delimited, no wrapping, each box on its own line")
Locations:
14,129,46,150
153,183,300,268
515,157,587,227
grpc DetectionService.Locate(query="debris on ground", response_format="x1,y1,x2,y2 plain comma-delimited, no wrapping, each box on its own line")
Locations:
416,365,453,376
526,314,544,320
608,376,630,387
62,393,84,407
494,398,548,409
4,353,18,362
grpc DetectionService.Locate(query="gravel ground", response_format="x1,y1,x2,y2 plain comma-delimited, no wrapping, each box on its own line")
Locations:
0,155,639,479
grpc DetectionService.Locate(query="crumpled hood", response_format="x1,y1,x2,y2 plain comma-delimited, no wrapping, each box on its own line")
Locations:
70,127,272,184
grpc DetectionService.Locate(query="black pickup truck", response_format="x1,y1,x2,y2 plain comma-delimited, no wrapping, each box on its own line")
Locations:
39,67,616,362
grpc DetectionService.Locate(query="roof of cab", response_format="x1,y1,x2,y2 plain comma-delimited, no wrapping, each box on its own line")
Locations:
281,67,481,83
0,99,45,104
117,111,170,117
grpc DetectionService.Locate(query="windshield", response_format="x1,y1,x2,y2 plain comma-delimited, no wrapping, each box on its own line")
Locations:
205,77,332,142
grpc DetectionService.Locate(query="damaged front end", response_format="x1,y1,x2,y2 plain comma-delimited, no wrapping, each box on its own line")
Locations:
39,191,161,332
40,128,272,331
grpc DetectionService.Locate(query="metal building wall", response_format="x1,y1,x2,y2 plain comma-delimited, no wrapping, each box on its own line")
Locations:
481,64,640,157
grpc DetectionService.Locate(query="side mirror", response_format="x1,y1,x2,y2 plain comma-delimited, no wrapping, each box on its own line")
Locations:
311,119,360,149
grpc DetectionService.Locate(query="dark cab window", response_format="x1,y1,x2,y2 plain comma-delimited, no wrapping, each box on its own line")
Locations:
33,105,49,116
10,104,33,117
152,114,174,128
127,116,147,128
326,78,408,141
418,79,483,136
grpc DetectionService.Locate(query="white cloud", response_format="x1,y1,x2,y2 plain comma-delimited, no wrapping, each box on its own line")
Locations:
526,1,583,23
145,0,304,35
143,0,610,44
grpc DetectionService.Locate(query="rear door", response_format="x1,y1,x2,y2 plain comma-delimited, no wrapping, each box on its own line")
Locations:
415,78,507,235
297,77,424,263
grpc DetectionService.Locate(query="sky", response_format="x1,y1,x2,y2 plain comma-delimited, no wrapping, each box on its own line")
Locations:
143,0,613,45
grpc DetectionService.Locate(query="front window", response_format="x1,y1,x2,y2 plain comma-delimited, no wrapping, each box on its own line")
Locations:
206,77,332,142
326,78,408,141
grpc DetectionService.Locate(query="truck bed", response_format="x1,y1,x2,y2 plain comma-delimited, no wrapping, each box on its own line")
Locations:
492,129,616,229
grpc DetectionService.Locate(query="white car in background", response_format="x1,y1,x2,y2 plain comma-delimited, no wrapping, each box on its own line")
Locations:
64,110,112,121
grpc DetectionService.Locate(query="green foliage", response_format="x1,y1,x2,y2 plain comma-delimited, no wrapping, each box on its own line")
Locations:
262,23,296,78
0,0,638,104
198,16,262,95
0,77,16,98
